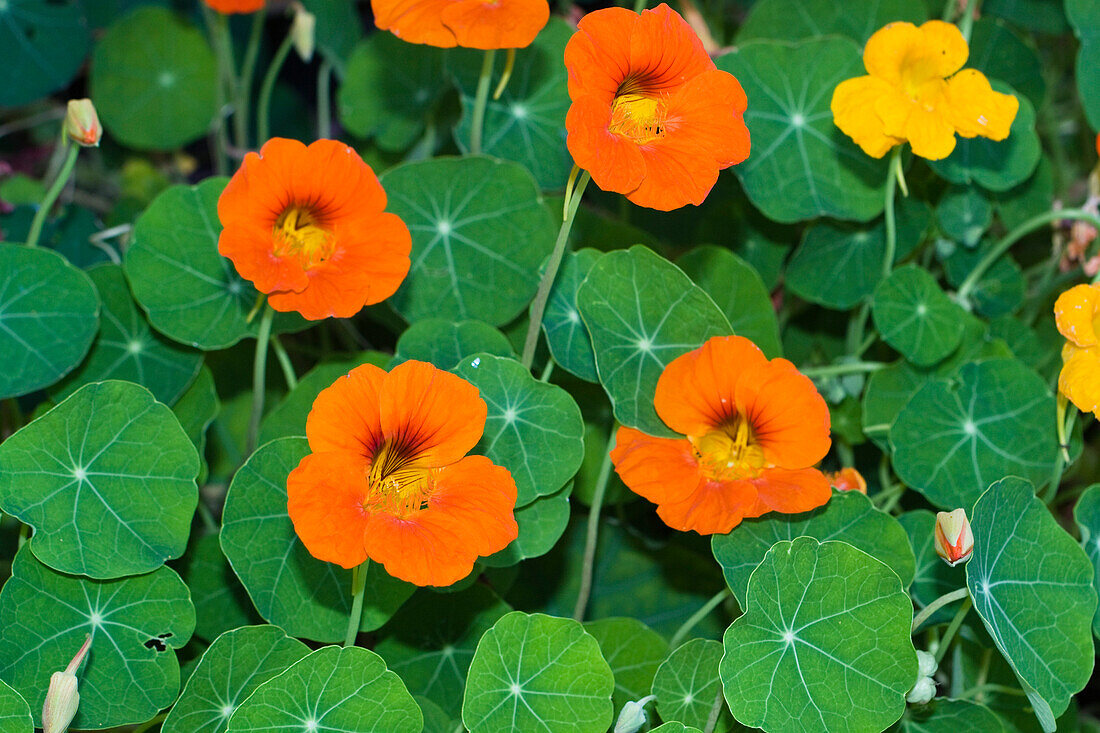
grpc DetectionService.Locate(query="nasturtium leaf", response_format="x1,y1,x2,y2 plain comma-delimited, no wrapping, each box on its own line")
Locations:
393,318,514,369
453,20,572,189
125,178,305,350
90,7,217,150
375,584,511,718
482,482,572,567
462,611,615,733
226,645,422,732
576,246,731,437
651,724,704,733
417,696,455,733
652,640,732,731
737,0,926,44
301,0,362,68
872,264,966,366
720,538,917,733
163,626,310,733
0,243,99,400
1069,0,1100,130
51,264,202,405
0,548,194,729
968,478,1096,727
927,82,1040,192
944,243,1025,318
890,358,1057,509
220,438,414,642
337,33,448,151
181,533,259,643
0,679,31,733
584,618,668,710
899,511,961,627
990,157,1054,232
895,699,1005,732
712,490,915,606
1073,485,1100,637
937,187,993,248
454,353,585,506
968,19,1046,109
542,248,601,382
0,380,198,578
677,246,781,358
173,364,219,484
989,0,1067,33
381,157,556,326
0,0,90,107
717,38,889,223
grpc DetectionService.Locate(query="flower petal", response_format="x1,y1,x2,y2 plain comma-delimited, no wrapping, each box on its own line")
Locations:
566,95,647,197
306,363,388,456
944,69,1019,141
610,426,702,505
362,510,478,586
426,455,519,557
655,477,757,535
565,6,639,101
1060,343,1100,414
750,467,832,514
916,20,970,78
1055,284,1100,347
863,22,925,85
371,0,457,47
902,105,957,160
627,3,714,93
831,76,903,159
734,357,831,468
441,0,548,49
286,451,371,569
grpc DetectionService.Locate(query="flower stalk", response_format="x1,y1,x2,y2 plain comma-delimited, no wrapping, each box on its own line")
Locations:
470,49,497,155
344,560,369,648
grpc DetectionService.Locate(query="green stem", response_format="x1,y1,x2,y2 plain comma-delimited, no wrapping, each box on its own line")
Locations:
958,0,981,42
845,301,871,355
800,361,886,379
469,49,497,155
912,587,970,632
632,0,648,12
344,560,369,647
1041,406,1076,505
17,522,29,549
246,306,276,455
522,171,591,369
317,59,333,139
956,208,1100,303
235,7,268,149
25,144,79,248
702,686,725,733
204,8,235,176
670,588,732,649
934,595,972,665
882,146,902,281
196,500,218,534
573,424,616,622
257,30,296,145
539,358,555,382
271,335,298,390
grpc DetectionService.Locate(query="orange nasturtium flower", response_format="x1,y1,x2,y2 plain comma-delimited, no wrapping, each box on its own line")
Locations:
564,3,751,211
204,0,264,13
827,467,867,494
1055,283,1100,417
287,360,519,586
831,20,1018,161
370,0,550,49
611,336,832,535
218,138,411,321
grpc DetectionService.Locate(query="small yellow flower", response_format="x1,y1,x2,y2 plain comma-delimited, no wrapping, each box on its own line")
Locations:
831,20,1019,160
1055,283,1100,416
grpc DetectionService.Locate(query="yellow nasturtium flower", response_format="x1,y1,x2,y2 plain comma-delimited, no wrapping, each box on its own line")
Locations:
831,20,1019,161
1055,283,1100,416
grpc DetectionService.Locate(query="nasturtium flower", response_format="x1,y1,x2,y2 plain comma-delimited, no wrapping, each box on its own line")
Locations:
827,466,867,494
370,0,549,49
831,20,1018,161
610,335,832,535
204,0,264,13
287,360,519,586
564,3,751,211
217,138,411,321
933,508,973,567
1055,283,1100,416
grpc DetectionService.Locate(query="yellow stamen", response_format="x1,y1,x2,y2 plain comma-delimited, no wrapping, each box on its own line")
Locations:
690,416,769,481
273,205,334,270
608,92,666,145
364,440,432,518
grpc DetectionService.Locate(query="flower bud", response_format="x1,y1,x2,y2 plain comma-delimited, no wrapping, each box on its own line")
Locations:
42,635,91,733
827,467,867,494
65,99,101,147
906,675,936,705
613,694,655,733
934,508,974,567
290,3,316,63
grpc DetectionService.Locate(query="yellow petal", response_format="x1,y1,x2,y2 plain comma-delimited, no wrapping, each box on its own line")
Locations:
1054,283,1100,347
902,106,956,160
864,22,923,85
1059,345,1100,413
916,20,969,78
831,75,903,158
943,69,1019,140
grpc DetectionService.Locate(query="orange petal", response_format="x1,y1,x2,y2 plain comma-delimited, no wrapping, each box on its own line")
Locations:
610,426,702,506
626,3,714,93
734,358,831,468
565,6,640,101
362,511,480,586
306,363,388,457
371,0,457,47
831,76,904,159
1054,284,1100,347
441,0,549,49
566,95,647,197
944,69,1019,141
750,467,832,515
655,477,757,535
426,455,518,557
286,451,371,569
379,360,487,466
1059,345,1100,414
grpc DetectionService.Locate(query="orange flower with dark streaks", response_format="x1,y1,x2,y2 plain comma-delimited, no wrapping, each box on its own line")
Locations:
371,0,549,49
287,361,519,586
564,3,750,211
217,138,411,320
204,0,264,13
611,336,833,535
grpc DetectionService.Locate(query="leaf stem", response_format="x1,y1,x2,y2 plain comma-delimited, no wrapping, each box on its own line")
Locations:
934,595,972,665
271,335,298,390
317,59,333,139
539,358,555,383
912,587,970,633
344,560,369,647
25,144,79,248
670,587,732,649
257,28,295,145
800,361,886,379
958,0,981,42
882,146,902,281
469,49,497,155
702,686,725,733
573,424,616,622
235,7,268,149
633,0,648,12
246,305,276,455
522,170,591,369
492,49,516,100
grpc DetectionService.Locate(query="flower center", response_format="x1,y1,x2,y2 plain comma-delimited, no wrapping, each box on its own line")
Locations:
690,416,768,481
364,440,433,519
608,92,666,145
272,205,334,270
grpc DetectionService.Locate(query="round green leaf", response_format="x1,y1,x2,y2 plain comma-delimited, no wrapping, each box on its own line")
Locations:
453,353,585,506
1073,484,1100,638
927,82,1039,192
51,264,202,405
677,246,781,357
173,364,219,484
0,679,32,733
393,318,514,369
125,178,305,349
718,38,889,223
576,246,731,437
584,618,668,711
969,18,1046,109
300,0,362,68
937,187,993,248
890,358,1058,509
652,639,731,731
0,0,90,107
720,537,917,733
180,533,259,643
712,490,915,607
453,20,572,189
897,699,1005,732
226,645,422,732
1069,0,1100,130
90,7,217,150
163,625,310,733
0,243,99,400
944,244,1025,318
541,248,601,382
462,611,614,733
220,437,415,642
482,482,571,567
381,156,556,326
375,585,511,718
652,725,705,733
872,264,966,366
737,0,926,44
0,380,198,578
898,510,962,627
417,696,455,733
991,156,1054,232
968,477,1096,724
0,547,195,729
